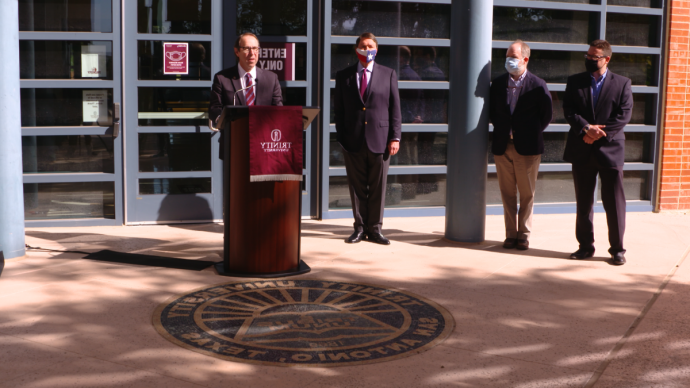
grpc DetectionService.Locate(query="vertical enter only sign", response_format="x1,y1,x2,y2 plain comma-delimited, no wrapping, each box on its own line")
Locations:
257,43,295,81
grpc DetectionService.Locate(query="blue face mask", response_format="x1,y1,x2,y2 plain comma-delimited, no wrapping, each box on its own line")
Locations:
505,57,523,75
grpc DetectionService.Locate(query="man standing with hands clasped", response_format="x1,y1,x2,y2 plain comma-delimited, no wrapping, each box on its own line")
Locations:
563,40,633,265
333,32,402,245
490,40,553,251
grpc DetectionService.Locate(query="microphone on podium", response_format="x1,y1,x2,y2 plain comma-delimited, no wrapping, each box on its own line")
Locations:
233,82,257,106
210,82,257,132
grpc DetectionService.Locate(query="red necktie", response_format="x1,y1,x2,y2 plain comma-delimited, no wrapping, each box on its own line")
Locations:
245,73,255,106
360,69,367,101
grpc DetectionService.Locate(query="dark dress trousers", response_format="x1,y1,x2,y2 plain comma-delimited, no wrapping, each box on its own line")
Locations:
333,63,402,234
563,71,633,254
489,71,553,156
209,65,283,159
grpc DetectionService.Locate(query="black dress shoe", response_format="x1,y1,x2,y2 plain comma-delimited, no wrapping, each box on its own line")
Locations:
611,252,626,265
367,232,390,245
346,231,365,243
503,238,517,249
516,239,529,250
570,248,595,260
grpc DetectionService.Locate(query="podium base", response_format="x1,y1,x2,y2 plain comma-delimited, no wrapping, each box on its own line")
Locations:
213,260,311,278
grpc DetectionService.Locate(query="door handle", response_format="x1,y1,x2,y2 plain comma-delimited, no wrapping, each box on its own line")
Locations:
113,102,121,138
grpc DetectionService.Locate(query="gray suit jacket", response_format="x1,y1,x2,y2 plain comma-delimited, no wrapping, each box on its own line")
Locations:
333,63,402,154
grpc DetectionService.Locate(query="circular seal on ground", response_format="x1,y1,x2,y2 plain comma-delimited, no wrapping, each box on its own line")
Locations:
153,279,454,367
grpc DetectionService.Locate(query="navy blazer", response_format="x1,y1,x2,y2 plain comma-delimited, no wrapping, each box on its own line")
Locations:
489,71,553,156
563,71,633,167
209,65,283,159
333,63,402,154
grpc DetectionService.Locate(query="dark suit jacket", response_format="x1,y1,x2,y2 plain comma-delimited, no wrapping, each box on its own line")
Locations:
209,65,283,158
333,63,402,154
563,71,633,167
489,71,553,156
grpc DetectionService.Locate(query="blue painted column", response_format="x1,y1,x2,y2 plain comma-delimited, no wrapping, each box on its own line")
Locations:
0,0,26,260
445,0,493,243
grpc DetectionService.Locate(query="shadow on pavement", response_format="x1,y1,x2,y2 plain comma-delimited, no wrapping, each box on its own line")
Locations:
6,217,688,387
300,222,593,262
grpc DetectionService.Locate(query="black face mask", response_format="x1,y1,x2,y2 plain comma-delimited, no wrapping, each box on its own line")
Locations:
585,59,603,73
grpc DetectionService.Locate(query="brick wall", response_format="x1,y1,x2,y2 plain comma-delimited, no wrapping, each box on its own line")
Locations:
660,0,690,210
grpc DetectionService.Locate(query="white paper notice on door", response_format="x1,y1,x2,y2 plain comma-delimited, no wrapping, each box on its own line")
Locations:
81,45,107,78
83,90,108,124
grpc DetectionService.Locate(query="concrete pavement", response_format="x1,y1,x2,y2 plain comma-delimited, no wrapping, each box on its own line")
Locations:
1,212,689,387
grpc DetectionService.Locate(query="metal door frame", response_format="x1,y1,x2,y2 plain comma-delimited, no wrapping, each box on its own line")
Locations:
223,0,319,218
122,1,224,225
21,0,124,227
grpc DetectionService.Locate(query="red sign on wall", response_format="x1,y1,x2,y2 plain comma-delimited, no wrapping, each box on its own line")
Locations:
163,42,188,75
257,43,295,81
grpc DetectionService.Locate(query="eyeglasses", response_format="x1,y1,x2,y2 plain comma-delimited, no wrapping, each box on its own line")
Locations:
584,54,607,60
238,46,261,53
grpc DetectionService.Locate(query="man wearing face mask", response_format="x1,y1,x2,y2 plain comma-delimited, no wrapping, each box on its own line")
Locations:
563,40,632,265
489,40,553,251
333,32,402,245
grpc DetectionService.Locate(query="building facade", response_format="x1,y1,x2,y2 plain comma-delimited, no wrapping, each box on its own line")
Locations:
15,0,687,228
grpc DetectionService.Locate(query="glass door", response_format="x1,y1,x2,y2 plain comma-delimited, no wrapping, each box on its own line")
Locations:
123,0,223,224
20,0,123,227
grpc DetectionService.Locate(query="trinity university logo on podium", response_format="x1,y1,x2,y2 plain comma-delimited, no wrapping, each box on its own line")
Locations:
260,129,292,153
271,129,282,142
153,280,454,367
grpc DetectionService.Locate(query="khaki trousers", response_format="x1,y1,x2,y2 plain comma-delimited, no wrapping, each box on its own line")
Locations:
494,142,541,240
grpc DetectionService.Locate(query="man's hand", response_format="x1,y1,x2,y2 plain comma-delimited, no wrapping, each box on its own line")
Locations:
412,116,423,124
388,140,400,156
583,125,606,144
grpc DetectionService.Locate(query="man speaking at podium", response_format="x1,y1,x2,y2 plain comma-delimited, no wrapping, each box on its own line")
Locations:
333,32,402,245
209,32,283,159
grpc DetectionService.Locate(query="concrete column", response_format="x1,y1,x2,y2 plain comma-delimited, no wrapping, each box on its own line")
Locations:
0,0,26,260
445,0,493,243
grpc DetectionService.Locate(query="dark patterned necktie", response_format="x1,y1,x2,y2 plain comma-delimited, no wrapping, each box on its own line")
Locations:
360,69,367,101
245,73,255,106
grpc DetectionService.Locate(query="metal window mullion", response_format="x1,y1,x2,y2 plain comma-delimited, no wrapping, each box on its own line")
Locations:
328,124,448,133
257,36,308,43
279,81,309,88
135,33,213,42
398,81,448,89
136,126,215,134
494,0,604,13
22,127,112,136
606,6,663,16
487,163,655,173
329,166,447,176
321,0,333,218
19,32,115,40
327,80,448,89
353,0,450,4
600,0,608,40
136,80,211,87
138,171,213,179
330,36,451,47
25,219,123,227
610,46,661,55
20,80,116,88
23,173,117,183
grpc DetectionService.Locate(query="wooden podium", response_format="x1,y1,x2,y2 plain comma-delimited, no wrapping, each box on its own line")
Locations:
214,106,319,278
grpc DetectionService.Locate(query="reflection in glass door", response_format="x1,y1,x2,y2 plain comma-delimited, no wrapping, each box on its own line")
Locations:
19,0,123,226
123,1,223,224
